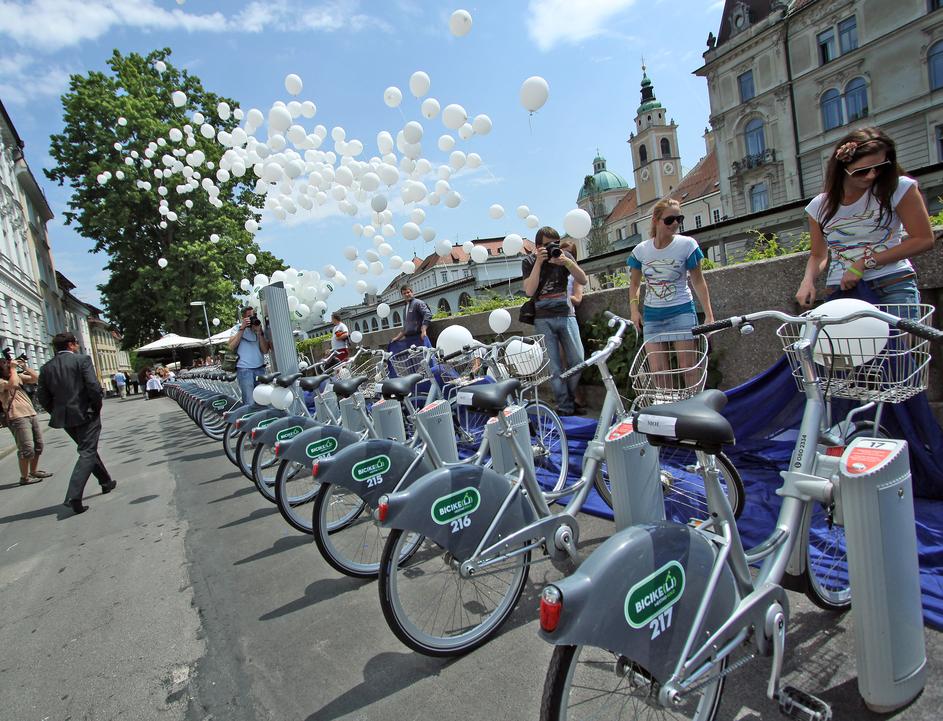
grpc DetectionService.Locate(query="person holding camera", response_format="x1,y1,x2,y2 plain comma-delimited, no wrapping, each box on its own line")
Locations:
522,226,589,416
229,306,271,405
0,356,52,486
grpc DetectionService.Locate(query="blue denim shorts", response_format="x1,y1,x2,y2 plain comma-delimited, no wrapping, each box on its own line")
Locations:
643,310,698,344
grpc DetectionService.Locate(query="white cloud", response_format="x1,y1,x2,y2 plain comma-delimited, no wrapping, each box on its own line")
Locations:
0,53,71,105
0,0,389,52
527,0,638,51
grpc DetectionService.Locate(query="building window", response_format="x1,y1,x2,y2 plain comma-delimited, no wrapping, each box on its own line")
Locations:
818,28,836,64
458,292,472,308
616,227,624,240
838,17,858,54
930,41,943,90
660,138,671,157
844,77,868,122
639,144,648,164
936,125,943,161
695,215,703,229
820,88,843,130
744,118,766,157
713,209,721,223
440,271,448,283
437,298,451,315
392,311,401,326
932,0,943,10
750,183,769,213
678,218,685,232
738,70,755,102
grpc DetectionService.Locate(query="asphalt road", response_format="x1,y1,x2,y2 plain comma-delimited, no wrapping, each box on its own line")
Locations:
0,395,940,720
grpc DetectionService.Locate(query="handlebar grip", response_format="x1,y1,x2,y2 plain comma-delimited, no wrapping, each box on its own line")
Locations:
896,318,943,342
692,319,735,335
442,347,466,361
604,311,616,319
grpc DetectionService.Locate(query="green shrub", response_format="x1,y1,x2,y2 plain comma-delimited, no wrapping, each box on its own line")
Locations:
432,292,525,320
577,311,643,398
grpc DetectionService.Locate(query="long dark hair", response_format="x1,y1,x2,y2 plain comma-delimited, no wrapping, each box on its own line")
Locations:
819,127,903,230
0,359,11,381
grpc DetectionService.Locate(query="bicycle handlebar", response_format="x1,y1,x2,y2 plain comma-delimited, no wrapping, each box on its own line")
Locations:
561,312,632,380
692,318,737,335
897,317,943,342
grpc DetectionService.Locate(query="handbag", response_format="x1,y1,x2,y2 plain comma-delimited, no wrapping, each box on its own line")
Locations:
0,387,19,429
221,349,239,373
518,268,549,326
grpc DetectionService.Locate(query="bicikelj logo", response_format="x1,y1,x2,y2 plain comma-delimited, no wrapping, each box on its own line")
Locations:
351,455,391,482
431,487,481,525
276,426,302,442
306,436,338,459
624,561,685,628
212,399,227,409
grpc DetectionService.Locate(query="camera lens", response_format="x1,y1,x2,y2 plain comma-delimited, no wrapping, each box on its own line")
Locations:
251,317,261,326
548,244,562,258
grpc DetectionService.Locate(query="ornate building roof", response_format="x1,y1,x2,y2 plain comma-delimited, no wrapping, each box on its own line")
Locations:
577,154,629,202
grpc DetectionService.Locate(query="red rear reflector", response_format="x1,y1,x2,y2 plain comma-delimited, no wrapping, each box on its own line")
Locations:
377,498,389,522
539,587,562,632
825,446,845,457
273,442,281,457
311,461,320,478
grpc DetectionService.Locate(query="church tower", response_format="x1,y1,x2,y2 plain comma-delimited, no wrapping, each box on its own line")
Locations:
628,67,681,213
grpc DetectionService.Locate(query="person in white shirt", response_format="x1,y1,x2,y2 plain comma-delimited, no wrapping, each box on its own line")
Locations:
796,127,934,309
323,312,349,369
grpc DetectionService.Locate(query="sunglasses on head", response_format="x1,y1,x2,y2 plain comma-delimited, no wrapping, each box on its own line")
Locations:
662,214,684,225
844,160,891,177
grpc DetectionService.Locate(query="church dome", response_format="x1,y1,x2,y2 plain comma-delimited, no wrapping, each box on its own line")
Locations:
578,153,629,201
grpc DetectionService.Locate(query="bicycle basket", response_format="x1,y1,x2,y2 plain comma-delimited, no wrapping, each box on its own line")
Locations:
630,332,709,408
497,335,550,386
436,348,485,388
776,303,933,403
348,350,390,398
390,346,432,380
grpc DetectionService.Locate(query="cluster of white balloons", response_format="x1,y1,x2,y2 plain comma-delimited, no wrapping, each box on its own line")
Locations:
237,265,334,323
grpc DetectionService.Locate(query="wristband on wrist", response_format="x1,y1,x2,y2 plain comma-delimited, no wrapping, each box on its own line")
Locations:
847,265,864,278
629,297,640,304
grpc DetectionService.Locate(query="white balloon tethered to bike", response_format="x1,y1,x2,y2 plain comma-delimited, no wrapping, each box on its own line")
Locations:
838,436,926,712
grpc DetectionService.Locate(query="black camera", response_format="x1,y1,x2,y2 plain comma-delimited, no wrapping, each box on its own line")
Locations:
545,241,562,259
250,316,262,327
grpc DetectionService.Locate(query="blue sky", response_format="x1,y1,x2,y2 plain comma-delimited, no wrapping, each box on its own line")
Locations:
0,0,725,315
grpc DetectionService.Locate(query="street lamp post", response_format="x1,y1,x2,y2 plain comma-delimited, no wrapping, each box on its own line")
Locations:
190,301,211,359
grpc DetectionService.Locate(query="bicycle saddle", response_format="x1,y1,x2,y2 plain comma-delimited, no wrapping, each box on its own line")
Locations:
275,372,303,387
456,378,521,414
632,389,734,453
299,374,329,392
381,373,425,400
333,375,368,399
256,372,280,384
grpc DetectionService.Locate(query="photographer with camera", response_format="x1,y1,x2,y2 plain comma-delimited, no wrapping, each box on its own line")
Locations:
228,306,271,405
1,355,52,485
522,226,589,416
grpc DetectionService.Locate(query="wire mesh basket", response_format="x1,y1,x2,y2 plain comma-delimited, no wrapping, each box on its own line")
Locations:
630,332,709,408
496,335,551,386
346,350,390,398
390,346,433,380
437,348,486,388
776,303,933,403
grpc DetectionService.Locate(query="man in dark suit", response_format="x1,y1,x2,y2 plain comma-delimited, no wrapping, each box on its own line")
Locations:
38,332,116,515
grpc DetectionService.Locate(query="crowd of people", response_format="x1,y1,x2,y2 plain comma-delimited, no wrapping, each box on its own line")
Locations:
4,125,937,504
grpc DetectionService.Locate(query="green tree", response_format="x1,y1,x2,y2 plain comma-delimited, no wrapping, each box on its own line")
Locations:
46,48,283,348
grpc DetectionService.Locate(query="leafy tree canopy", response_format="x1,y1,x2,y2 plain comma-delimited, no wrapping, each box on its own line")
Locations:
46,48,283,348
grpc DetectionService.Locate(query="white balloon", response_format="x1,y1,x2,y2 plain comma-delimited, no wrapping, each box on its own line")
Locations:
466,152,482,169
371,194,388,213
472,114,492,135
343,245,359,261
462,241,474,253
470,245,489,263
402,222,421,240
389,255,403,269
383,86,403,108
246,253,257,265
355,280,368,293
437,134,455,152
284,73,303,96
489,204,505,219
288,295,299,311
437,325,474,357
378,242,393,257
268,105,292,133
377,130,394,154
422,227,436,242
271,386,294,410
520,76,550,113
410,208,426,224
449,9,473,37
812,299,890,366
502,233,524,255
401,260,416,274
506,339,543,375
489,308,512,334
253,384,274,406
409,70,431,98
444,191,462,208
449,150,466,170
212,317,220,326
458,123,474,141
154,60,167,73
421,97,440,119
377,302,392,319
171,90,187,108
240,278,251,291
516,205,530,219
157,257,168,268
526,214,540,228
370,261,384,276
271,270,287,283
301,100,316,118
253,273,269,287
349,330,363,344
403,120,423,144
294,303,310,320
442,104,467,130
168,127,183,143
436,239,453,256
563,208,593,239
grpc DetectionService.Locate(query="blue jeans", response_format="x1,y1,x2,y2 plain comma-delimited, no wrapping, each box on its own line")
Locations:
534,315,584,414
236,366,265,406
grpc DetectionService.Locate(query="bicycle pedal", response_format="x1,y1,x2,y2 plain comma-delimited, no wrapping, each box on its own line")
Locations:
776,685,832,721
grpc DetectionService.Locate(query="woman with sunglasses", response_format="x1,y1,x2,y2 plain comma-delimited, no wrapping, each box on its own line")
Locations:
796,127,934,308
627,197,714,384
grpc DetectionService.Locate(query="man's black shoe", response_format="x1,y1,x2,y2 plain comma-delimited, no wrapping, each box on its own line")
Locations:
64,500,89,514
101,480,117,494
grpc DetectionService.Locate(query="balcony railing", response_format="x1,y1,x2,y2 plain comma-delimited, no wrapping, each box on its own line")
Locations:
731,148,776,174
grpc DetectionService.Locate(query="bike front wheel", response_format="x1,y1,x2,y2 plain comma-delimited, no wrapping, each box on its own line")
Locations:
540,644,724,721
274,459,320,534
805,500,851,611
251,443,281,503
222,423,241,467
378,530,529,656
526,401,569,494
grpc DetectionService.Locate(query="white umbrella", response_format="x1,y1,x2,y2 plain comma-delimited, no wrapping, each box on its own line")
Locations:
208,328,233,344
136,333,207,354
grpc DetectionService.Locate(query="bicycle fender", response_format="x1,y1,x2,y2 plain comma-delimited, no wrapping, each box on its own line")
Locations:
380,464,538,563
223,403,257,424
314,439,433,508
236,408,286,434
278,425,362,468
539,522,739,685
204,394,237,414
252,415,321,446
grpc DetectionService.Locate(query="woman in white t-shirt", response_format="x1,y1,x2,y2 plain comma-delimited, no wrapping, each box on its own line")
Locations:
796,127,934,309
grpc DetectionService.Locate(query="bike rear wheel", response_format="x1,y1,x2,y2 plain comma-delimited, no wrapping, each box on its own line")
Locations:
236,432,256,481
540,644,724,721
251,443,281,503
222,423,241,467
378,530,529,656
274,459,319,534
527,401,569,494
805,501,851,611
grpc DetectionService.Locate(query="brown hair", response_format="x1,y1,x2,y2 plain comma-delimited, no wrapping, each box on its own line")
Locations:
0,359,11,381
649,197,681,238
560,241,578,259
52,332,77,352
819,126,902,230
535,226,560,245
